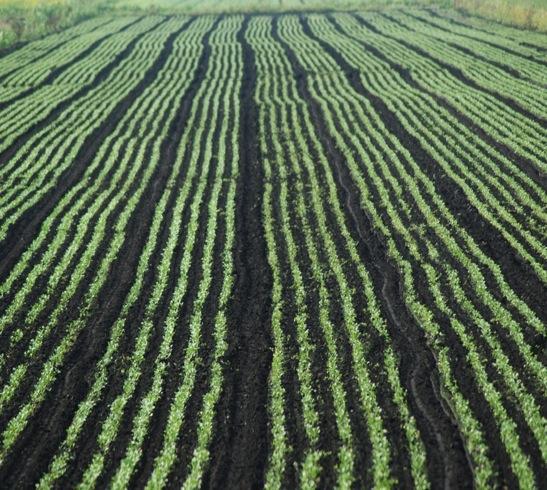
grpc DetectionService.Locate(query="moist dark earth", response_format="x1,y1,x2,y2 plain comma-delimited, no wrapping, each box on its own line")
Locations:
0,8,545,489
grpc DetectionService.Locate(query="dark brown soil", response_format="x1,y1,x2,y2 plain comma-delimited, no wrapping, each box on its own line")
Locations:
204,18,274,489
0,10,545,490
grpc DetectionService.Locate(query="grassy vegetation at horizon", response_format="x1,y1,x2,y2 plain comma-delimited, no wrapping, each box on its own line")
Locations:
455,0,547,30
0,5,545,489
0,0,114,48
1,0,545,51
112,0,547,29
114,0,450,14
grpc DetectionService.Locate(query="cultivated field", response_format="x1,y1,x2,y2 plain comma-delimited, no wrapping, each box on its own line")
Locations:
0,6,545,489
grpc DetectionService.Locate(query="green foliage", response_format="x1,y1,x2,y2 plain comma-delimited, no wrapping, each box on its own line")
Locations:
0,0,115,49
114,0,452,15
455,0,547,31
0,6,545,489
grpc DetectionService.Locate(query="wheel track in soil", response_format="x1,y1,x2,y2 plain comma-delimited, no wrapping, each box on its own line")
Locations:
300,14,545,484
291,15,478,488
204,17,274,490
329,14,547,319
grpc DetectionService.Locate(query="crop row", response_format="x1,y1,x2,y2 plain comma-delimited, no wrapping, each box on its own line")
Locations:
275,13,545,487
336,12,546,178
0,9,544,490
0,15,212,465
319,14,547,281
365,12,546,117
2,18,136,88
399,10,546,82
0,17,188,243
0,16,164,155
0,16,113,80
0,13,249,489
252,15,430,489
365,12,546,170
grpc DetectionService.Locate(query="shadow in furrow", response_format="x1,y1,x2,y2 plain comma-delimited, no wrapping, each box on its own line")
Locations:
0,16,144,108
294,14,476,488
204,16,274,490
327,15,547,320
0,17,173,273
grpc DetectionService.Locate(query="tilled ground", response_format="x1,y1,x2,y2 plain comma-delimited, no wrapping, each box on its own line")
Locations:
0,7,545,489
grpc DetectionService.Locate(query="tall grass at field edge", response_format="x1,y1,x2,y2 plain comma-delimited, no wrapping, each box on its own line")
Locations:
454,0,547,31
2,0,545,50
0,0,113,49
